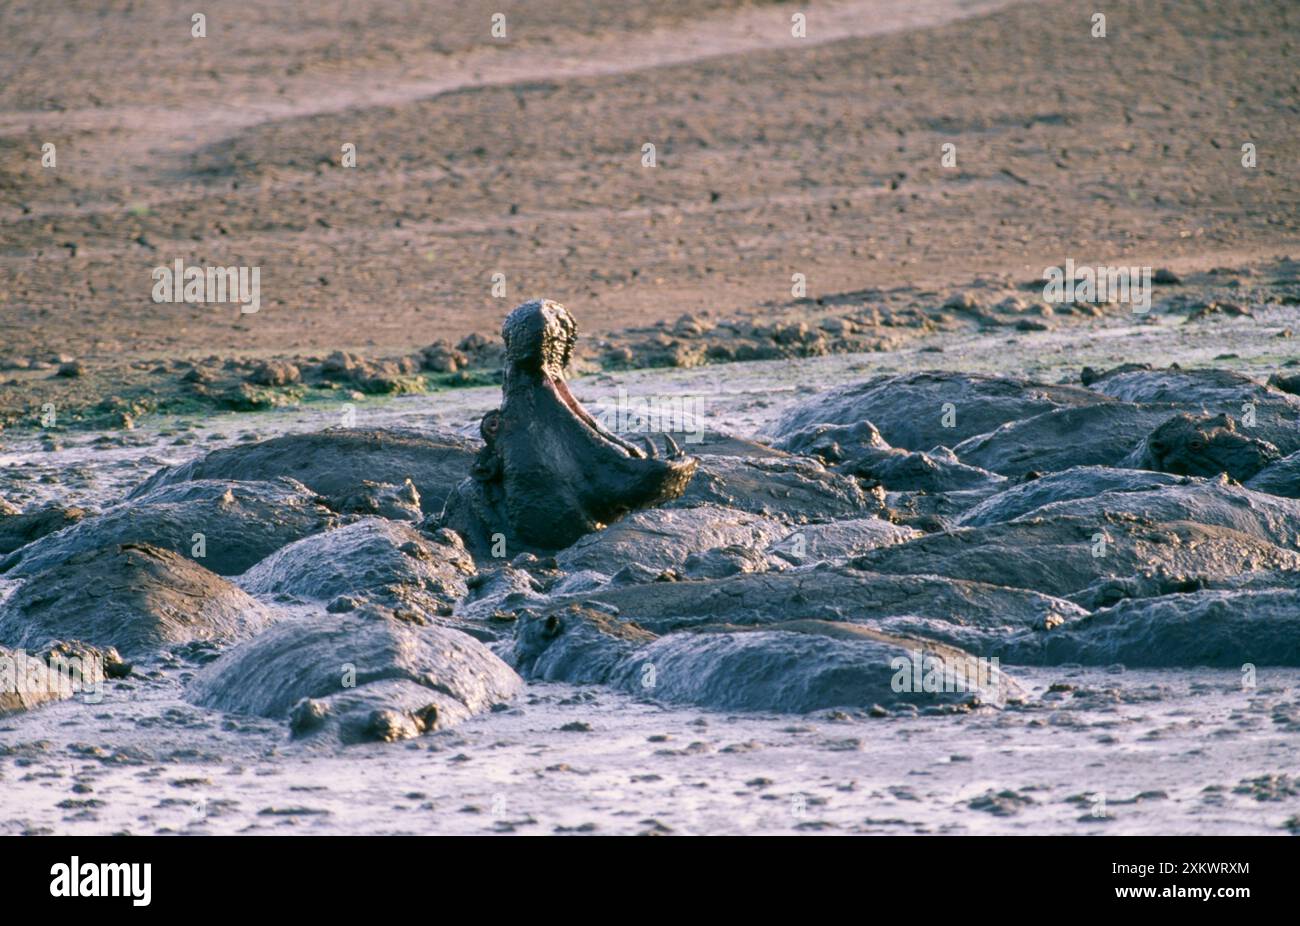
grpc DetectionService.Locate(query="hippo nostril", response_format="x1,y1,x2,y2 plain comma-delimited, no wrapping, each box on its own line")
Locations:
543,615,561,636
1150,441,1167,454
1189,439,1204,450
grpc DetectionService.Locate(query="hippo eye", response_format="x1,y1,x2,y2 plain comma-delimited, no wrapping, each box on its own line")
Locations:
1189,440,1204,450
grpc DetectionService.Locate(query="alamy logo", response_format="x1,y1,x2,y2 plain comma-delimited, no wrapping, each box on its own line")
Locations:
594,387,706,443
1043,259,1152,314
50,857,151,906
0,649,103,704
890,650,1000,694
151,259,260,314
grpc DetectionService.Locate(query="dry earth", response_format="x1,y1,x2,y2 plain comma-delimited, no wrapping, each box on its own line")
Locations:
1,0,1297,427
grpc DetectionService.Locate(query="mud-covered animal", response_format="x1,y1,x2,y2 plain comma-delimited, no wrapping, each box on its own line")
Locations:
665,453,880,519
187,613,521,743
238,518,476,620
0,543,275,659
2,478,335,577
776,419,1002,491
1246,449,1300,498
513,604,1019,712
1125,413,1281,481
542,565,1085,654
1087,367,1300,454
0,504,87,556
771,371,1107,451
951,404,1178,477
440,300,697,555
958,467,1187,527
1003,587,1300,667
131,428,476,515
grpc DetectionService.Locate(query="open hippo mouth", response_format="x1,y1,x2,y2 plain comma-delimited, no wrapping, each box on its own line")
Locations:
476,299,698,551
546,365,687,462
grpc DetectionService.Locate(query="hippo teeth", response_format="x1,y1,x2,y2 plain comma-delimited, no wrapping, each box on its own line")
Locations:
663,433,684,459
640,435,659,459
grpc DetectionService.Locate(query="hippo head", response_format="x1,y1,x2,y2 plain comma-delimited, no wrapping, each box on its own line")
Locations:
1136,412,1281,481
449,299,697,554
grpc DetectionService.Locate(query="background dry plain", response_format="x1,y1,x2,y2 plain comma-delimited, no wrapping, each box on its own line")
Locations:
0,0,1297,426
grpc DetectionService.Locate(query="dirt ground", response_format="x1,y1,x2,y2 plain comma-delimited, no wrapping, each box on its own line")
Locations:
1,0,1297,426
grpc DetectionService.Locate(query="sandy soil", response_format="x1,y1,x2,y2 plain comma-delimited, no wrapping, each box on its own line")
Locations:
2,0,1297,393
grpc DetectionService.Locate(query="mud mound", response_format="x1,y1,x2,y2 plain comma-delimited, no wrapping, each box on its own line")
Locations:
1000,478,1300,552
513,605,1019,712
952,404,1177,476
1246,450,1300,498
555,505,787,578
766,518,922,565
239,518,476,620
0,543,275,659
2,479,335,577
546,566,1085,653
958,467,1188,527
614,622,1019,712
130,429,477,515
850,515,1300,602
1005,588,1300,667
187,614,521,743
772,372,1106,451
666,454,879,520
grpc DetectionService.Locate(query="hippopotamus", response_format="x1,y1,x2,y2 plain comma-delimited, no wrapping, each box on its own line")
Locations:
1125,412,1282,481
512,603,1021,713
439,300,697,555
1086,366,1300,454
